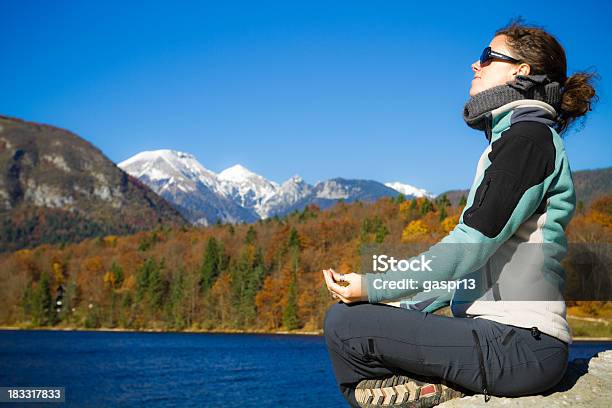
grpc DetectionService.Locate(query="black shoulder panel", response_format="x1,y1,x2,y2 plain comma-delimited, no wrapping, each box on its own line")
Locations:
463,121,555,238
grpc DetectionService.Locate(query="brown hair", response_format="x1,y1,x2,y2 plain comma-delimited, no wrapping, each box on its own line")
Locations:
495,18,598,134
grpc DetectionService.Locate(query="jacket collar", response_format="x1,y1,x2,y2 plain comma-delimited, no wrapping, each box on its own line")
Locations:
485,99,557,142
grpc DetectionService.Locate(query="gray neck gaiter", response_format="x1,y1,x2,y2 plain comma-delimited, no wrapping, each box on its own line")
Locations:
463,74,561,132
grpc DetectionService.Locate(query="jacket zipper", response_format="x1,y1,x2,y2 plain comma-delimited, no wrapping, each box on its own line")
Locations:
477,178,491,207
485,113,492,142
472,330,491,402
465,177,491,220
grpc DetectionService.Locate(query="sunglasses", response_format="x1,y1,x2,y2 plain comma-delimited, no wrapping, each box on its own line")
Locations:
479,46,522,66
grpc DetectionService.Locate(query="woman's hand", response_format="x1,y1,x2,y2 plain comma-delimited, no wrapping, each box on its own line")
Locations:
322,269,368,304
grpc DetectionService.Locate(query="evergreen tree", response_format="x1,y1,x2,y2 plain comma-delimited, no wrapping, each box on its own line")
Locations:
228,258,246,328
360,216,388,244
20,278,34,322
135,257,166,318
439,205,447,222
458,194,467,207
136,258,154,302
60,278,78,324
282,248,299,330
245,226,257,245
31,271,53,326
226,244,268,329
200,237,221,292
436,193,451,208
421,199,434,214
110,262,124,288
166,268,186,329
147,258,165,311
360,218,371,243
288,227,301,250
243,255,265,327
374,221,389,244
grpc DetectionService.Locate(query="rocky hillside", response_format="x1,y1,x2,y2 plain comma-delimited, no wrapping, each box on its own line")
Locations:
0,115,188,253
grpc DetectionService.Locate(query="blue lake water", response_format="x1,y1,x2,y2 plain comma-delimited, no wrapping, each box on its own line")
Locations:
0,330,610,408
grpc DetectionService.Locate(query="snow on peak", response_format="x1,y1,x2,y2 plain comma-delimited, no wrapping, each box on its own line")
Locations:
218,164,260,183
118,149,220,194
216,164,283,217
258,174,312,219
118,149,195,168
277,174,310,196
385,181,435,198
289,174,303,183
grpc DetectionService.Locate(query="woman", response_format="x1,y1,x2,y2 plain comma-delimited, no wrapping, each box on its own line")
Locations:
322,21,597,408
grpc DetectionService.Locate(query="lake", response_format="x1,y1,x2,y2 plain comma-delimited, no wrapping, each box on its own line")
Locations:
0,330,610,407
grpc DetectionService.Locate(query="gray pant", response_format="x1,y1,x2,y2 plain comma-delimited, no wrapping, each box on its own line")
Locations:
324,301,568,408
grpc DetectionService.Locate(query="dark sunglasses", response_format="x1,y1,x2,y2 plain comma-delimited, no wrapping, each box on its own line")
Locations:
480,46,522,65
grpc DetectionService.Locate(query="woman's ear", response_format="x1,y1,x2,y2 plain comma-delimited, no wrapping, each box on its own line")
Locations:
515,63,531,76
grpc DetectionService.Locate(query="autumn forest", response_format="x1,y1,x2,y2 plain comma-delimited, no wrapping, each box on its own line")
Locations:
1,193,611,334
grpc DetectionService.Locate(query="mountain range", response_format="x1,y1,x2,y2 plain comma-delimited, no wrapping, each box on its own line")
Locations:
119,149,612,226
1,114,609,252
118,149,435,225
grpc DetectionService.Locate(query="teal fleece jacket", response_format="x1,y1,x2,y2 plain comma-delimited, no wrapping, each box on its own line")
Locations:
364,99,576,343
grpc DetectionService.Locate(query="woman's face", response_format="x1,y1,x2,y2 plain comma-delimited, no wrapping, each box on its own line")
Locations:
469,35,527,97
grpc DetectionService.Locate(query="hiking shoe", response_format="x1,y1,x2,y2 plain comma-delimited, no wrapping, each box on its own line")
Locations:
354,375,464,408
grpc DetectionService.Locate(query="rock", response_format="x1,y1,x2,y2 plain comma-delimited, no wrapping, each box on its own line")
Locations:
439,350,612,407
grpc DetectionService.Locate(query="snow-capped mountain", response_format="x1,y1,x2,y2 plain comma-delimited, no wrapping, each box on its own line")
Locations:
218,164,280,218
118,150,259,225
118,149,434,225
118,150,221,194
384,182,435,199
259,175,313,218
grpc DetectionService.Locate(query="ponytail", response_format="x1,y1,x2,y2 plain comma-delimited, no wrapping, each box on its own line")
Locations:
557,71,599,134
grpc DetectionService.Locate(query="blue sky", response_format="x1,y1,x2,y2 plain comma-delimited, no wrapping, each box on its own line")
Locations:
2,1,611,194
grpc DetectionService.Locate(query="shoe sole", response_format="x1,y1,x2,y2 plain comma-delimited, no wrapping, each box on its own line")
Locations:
355,375,464,408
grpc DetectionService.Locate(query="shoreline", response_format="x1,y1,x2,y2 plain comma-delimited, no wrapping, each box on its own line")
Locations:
0,325,323,336
1,326,610,341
